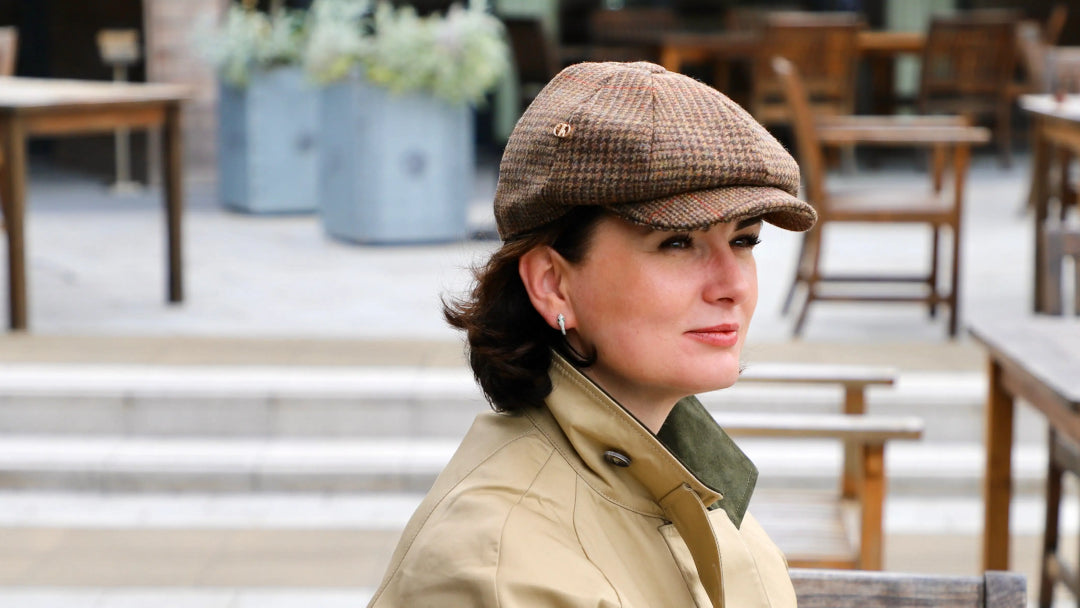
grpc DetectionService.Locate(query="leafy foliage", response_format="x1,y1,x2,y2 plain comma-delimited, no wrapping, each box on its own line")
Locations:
196,4,308,88
199,0,510,104
305,0,511,105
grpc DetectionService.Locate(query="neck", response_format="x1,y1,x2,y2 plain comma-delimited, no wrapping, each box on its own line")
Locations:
581,369,677,434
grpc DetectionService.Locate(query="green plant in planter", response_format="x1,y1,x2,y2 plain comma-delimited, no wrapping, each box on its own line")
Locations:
306,1,511,243
304,0,511,105
197,2,308,87
196,2,321,214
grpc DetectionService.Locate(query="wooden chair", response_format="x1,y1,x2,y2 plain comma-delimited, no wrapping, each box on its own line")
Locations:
749,11,861,128
720,363,919,570
773,56,990,337
502,18,561,113
790,568,1027,608
1037,224,1080,607
917,12,1019,167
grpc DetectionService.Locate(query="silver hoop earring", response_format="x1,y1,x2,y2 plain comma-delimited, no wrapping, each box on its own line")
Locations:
556,313,566,336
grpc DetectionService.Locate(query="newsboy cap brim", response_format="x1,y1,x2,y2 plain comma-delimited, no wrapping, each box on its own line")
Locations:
608,183,817,233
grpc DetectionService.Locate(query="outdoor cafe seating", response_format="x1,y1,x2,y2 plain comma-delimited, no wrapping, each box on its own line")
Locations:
749,11,861,128
772,56,989,338
917,12,1019,167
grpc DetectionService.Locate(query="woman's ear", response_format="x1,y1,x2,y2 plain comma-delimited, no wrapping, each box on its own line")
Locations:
519,245,575,333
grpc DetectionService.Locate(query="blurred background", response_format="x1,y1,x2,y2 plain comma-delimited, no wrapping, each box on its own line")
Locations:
0,0,1077,606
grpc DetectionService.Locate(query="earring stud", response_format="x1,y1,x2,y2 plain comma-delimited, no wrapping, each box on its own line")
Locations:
556,313,566,336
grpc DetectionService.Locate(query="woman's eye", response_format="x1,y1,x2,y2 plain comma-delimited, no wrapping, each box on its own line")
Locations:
659,234,693,250
733,234,762,249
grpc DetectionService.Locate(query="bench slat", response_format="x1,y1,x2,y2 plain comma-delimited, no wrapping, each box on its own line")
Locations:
751,490,857,568
739,363,896,386
790,569,1026,608
714,412,923,441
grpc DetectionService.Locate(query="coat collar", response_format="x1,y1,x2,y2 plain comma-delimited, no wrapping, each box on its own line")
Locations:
537,352,757,528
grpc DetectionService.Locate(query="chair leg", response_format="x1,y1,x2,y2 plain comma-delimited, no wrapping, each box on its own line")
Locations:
928,224,940,319
931,144,946,194
1040,430,1063,608
781,233,811,315
792,288,813,337
791,228,824,337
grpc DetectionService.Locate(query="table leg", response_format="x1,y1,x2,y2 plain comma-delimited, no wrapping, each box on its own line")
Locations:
859,443,885,571
162,101,183,303
947,143,970,338
841,385,865,500
983,358,1015,571
0,115,27,331
1031,118,1051,313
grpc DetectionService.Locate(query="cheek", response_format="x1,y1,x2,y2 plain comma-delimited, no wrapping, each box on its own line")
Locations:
745,258,759,312
571,261,667,330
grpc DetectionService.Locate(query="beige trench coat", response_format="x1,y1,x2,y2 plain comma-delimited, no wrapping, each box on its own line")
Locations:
368,353,795,608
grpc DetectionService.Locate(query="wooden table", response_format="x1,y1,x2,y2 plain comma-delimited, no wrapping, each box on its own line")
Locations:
1020,94,1080,313
0,77,188,330
969,315,1080,571
656,30,923,115
656,29,924,74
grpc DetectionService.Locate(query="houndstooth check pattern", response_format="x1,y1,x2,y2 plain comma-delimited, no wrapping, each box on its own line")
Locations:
494,61,816,240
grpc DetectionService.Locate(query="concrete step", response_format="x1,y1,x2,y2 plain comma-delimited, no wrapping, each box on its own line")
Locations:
0,491,1069,606
0,435,1050,498
0,489,1073,536
0,364,1044,444
0,587,376,608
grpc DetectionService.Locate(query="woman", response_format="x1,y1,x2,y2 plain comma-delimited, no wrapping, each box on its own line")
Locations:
368,61,816,608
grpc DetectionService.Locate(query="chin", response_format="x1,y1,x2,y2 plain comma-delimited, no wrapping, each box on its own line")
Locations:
683,363,741,395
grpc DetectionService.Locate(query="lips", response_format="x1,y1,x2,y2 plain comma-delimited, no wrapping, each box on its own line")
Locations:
685,324,740,347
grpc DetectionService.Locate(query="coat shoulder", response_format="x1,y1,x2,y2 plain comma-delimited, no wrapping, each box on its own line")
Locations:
370,412,621,606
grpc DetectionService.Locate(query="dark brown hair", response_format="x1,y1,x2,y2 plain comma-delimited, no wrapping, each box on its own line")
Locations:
444,207,604,412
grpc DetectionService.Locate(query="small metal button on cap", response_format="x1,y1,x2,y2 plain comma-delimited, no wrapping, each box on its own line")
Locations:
552,122,572,138
603,450,631,468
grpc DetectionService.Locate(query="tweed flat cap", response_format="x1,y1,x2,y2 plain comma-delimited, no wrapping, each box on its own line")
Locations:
494,61,816,240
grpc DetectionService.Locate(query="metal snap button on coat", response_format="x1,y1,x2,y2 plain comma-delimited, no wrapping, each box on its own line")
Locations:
603,450,631,468
552,122,572,138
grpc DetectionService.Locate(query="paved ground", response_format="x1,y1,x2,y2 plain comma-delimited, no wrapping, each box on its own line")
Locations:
4,147,1035,350
0,147,1068,606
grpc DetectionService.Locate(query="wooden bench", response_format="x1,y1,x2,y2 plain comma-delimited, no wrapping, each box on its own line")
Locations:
790,568,1027,608
717,363,921,570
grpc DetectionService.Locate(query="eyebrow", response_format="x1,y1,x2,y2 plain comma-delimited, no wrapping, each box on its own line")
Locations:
736,216,764,230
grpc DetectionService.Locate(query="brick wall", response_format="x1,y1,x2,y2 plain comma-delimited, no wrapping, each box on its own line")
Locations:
143,0,228,181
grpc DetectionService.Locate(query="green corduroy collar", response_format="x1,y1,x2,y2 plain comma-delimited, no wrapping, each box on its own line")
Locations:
657,395,758,528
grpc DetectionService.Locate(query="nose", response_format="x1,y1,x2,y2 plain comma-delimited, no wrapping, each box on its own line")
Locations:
702,245,754,304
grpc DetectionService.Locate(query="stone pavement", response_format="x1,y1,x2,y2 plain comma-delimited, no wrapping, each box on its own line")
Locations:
0,149,1067,606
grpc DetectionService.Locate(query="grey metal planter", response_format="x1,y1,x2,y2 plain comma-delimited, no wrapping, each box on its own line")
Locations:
217,66,319,214
318,74,474,244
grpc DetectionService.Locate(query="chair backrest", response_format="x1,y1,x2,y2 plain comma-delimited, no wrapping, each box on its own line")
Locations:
751,12,861,125
918,12,1018,106
1040,225,1080,315
0,26,17,76
790,568,1027,608
771,56,827,211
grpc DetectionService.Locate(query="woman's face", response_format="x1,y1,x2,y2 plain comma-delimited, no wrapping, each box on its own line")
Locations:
563,215,760,417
